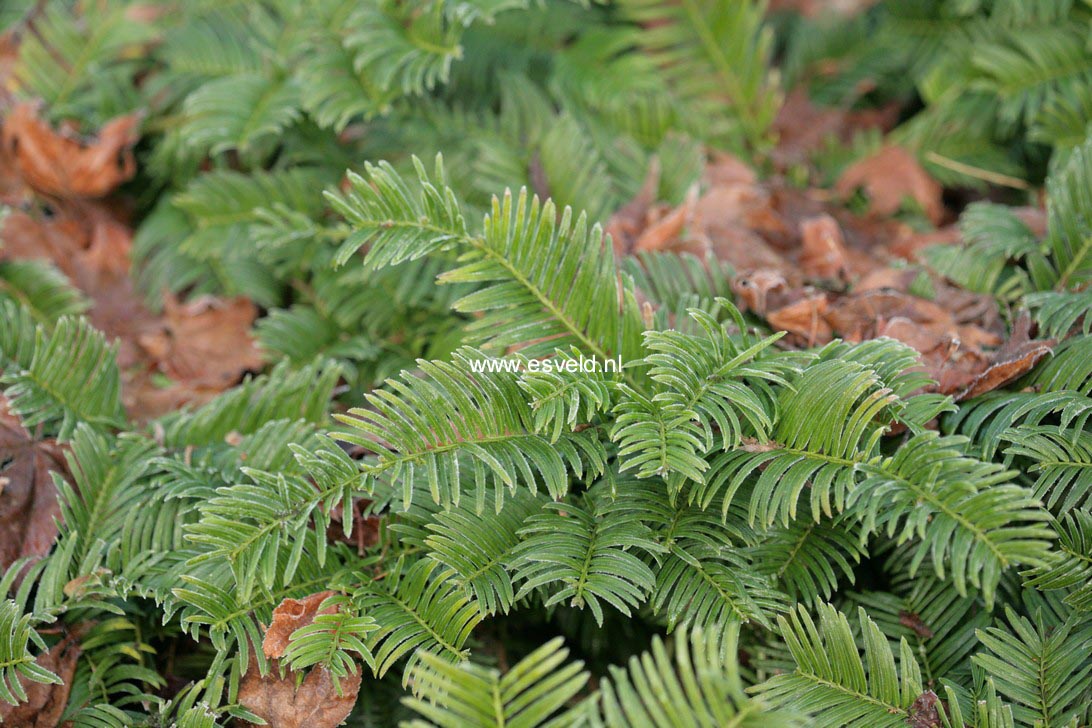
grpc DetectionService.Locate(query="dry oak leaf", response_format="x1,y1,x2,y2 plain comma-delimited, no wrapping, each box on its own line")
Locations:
0,399,68,580
835,145,944,225
1,102,141,199
263,591,339,660
0,633,81,727
138,294,263,389
238,659,361,728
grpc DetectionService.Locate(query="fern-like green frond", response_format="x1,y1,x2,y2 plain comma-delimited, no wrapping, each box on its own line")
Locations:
423,493,543,616
178,73,302,158
517,349,618,443
1028,336,1092,396
972,607,1092,727
752,603,925,727
1023,509,1092,612
752,517,865,604
1003,425,1092,514
575,626,803,727
616,0,779,151
0,600,60,710
330,156,646,362
352,559,483,683
335,348,607,511
511,500,662,626
1025,290,1092,337
1041,132,1092,290
851,432,1054,605
282,594,377,679
0,260,88,325
631,303,791,457
695,357,896,528
0,303,125,440
403,636,588,728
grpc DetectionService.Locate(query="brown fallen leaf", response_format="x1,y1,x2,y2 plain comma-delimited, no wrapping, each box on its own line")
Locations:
0,397,68,581
702,151,757,188
606,159,661,255
327,499,382,556
1,102,141,199
238,659,361,728
731,270,788,315
898,611,935,639
263,591,339,660
800,214,849,281
633,185,698,253
138,294,263,389
835,145,944,225
907,691,943,728
955,313,1053,401
877,317,958,357
771,89,899,170
826,289,955,342
0,633,81,727
766,293,833,346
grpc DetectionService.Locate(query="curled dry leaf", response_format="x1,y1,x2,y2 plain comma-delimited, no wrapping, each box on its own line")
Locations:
238,658,361,728
766,293,833,346
0,102,141,199
771,89,900,169
633,185,697,253
263,591,339,660
0,634,81,727
606,159,660,255
799,214,849,281
702,151,757,187
898,611,935,639
907,691,943,728
327,499,382,556
826,289,954,342
955,313,1053,401
138,294,264,389
0,397,68,582
835,145,944,225
731,269,788,315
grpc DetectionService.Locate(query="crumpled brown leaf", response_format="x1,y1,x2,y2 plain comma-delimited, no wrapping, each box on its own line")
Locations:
767,293,832,346
954,313,1053,401
0,634,81,727
327,499,382,556
138,294,263,389
633,185,698,254
0,398,68,580
907,690,943,728
800,214,849,281
772,89,899,169
238,658,361,728
836,145,944,225
263,591,339,660
898,611,934,639
1,102,141,199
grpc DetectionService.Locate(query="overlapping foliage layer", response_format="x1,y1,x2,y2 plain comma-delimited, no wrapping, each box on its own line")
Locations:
1,0,1091,726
